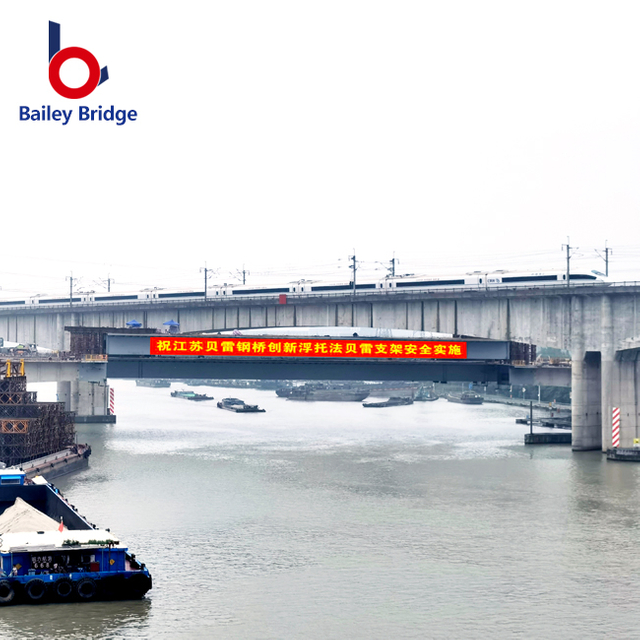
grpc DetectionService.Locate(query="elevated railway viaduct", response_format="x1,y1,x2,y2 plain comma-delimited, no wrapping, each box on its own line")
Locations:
1,281,640,452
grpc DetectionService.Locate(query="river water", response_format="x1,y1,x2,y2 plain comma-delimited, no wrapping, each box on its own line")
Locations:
2,382,640,640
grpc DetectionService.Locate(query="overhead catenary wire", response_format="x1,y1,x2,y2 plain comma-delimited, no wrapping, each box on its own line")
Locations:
0,243,636,299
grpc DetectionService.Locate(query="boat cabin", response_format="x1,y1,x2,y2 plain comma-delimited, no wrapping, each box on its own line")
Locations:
1,530,125,577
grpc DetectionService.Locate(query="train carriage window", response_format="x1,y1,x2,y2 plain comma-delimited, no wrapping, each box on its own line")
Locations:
231,287,289,295
396,279,465,288
158,291,205,299
311,284,352,292
501,275,558,283
569,274,597,280
95,295,138,302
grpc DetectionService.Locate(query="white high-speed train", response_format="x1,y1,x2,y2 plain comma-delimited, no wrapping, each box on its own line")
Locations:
0,271,604,308
209,270,603,297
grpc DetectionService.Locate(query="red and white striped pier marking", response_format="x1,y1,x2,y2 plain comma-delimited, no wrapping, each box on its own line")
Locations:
612,407,621,447
109,388,115,415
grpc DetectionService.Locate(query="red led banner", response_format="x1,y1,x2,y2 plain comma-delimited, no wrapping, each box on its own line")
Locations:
150,337,467,359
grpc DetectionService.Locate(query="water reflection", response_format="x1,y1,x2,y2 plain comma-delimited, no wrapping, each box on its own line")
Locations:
0,599,151,640
13,382,640,639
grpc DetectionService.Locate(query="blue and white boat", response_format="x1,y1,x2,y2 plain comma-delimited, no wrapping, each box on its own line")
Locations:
0,470,151,605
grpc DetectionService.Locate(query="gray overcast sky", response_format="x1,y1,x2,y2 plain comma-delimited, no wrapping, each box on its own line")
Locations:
1,1,639,296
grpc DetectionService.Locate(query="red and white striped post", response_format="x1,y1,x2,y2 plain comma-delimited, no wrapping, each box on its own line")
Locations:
612,407,621,448
109,388,115,415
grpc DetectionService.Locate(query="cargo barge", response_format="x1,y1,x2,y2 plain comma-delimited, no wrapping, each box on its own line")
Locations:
136,379,171,388
447,393,484,405
363,397,414,408
278,383,369,402
0,470,151,605
217,398,265,413
414,386,439,402
171,390,213,401
17,445,92,481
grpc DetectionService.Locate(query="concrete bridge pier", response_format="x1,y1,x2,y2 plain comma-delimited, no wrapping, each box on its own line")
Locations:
571,350,602,451
571,294,640,452
570,296,602,451
609,350,640,449
57,380,71,411
57,380,111,422
600,296,615,451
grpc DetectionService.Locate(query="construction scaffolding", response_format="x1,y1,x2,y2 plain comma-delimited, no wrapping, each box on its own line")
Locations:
0,365,76,467
66,326,157,357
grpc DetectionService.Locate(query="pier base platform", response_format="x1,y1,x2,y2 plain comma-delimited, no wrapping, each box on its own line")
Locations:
606,448,640,461
525,432,572,445
75,414,116,424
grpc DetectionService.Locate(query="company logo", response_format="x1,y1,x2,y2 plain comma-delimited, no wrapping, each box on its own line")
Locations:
19,21,136,125
48,21,108,99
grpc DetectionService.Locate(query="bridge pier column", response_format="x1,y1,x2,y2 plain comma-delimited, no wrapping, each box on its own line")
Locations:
571,351,602,451
56,314,66,352
610,351,640,448
601,296,615,451
56,380,71,411
571,296,602,451
58,380,110,421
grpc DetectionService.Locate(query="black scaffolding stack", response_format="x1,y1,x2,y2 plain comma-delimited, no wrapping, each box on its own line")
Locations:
0,373,75,467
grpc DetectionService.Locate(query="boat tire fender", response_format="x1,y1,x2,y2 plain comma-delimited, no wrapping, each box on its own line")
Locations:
25,578,47,602
76,577,97,600
54,577,74,600
0,580,15,605
127,573,151,598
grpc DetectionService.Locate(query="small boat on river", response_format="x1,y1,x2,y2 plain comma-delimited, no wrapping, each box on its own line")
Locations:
278,383,369,402
414,386,439,402
0,470,151,606
363,397,414,408
364,382,418,398
171,390,213,401
136,379,171,388
447,393,484,405
217,398,265,413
